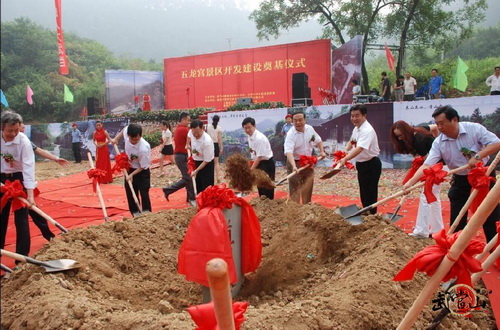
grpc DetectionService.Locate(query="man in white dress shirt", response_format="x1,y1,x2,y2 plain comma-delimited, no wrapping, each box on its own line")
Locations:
284,111,326,204
242,117,275,199
189,119,215,194
112,123,152,216
339,105,382,214
1,110,36,257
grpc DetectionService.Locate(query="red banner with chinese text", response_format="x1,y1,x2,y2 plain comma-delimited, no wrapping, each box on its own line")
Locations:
164,39,331,109
55,0,69,75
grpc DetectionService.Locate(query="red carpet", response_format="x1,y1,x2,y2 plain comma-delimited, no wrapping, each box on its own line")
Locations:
1,173,498,326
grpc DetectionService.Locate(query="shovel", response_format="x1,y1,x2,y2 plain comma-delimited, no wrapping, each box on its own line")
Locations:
335,204,363,225
345,163,470,220
1,263,13,273
386,195,407,222
112,145,142,214
1,249,80,273
276,156,325,186
320,163,343,180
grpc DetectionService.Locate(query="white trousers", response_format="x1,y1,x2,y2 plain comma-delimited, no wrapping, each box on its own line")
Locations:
413,183,444,236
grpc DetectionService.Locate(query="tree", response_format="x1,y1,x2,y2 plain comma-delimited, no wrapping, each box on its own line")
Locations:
470,108,483,124
250,0,487,91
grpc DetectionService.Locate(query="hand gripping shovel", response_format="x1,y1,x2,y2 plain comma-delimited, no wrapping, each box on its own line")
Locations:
1,249,80,273
112,145,142,214
344,164,470,221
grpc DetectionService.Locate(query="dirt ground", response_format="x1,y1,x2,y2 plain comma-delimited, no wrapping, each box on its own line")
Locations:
1,162,495,329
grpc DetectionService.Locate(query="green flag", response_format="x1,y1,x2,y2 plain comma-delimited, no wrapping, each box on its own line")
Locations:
453,56,469,92
64,84,74,103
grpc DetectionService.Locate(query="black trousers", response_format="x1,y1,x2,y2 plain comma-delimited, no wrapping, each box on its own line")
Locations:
125,168,151,215
29,210,55,241
72,142,82,163
257,157,275,200
163,153,195,201
195,160,214,194
356,157,382,214
0,173,31,257
449,174,499,242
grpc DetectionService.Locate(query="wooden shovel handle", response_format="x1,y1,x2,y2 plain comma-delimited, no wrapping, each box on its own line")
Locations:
112,145,142,213
1,249,51,268
87,152,109,221
206,258,235,330
277,156,325,186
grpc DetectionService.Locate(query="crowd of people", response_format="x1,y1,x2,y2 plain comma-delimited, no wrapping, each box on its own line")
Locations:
351,66,500,103
1,101,499,262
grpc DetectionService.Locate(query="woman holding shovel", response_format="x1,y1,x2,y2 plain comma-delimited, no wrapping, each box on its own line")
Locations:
390,120,442,238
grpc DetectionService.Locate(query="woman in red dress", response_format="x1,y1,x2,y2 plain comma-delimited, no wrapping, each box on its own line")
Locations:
93,121,113,184
142,92,151,111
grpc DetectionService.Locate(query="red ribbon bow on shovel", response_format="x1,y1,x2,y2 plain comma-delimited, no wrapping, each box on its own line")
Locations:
332,150,354,169
402,156,425,184
87,168,107,193
299,155,317,168
419,163,447,203
394,230,484,286
112,152,131,173
187,156,197,175
468,162,495,214
1,180,27,212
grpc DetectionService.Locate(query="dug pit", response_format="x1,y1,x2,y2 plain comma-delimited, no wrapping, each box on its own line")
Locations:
0,198,495,329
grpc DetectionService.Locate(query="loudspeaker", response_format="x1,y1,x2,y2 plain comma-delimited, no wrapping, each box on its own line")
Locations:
292,72,309,99
237,98,253,105
291,98,313,107
87,97,99,116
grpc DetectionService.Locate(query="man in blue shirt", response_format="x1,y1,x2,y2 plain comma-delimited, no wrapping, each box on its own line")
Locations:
428,69,443,99
404,105,500,242
71,123,82,163
280,114,293,136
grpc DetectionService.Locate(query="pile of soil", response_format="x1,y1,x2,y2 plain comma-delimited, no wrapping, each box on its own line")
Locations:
1,198,494,329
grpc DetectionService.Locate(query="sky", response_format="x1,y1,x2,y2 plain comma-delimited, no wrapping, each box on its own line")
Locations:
1,0,498,61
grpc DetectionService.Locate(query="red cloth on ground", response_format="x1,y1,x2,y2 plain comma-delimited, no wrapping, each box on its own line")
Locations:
187,301,248,330
393,230,484,286
402,156,425,184
93,129,113,184
468,162,495,214
178,185,262,287
419,163,447,203
299,155,317,168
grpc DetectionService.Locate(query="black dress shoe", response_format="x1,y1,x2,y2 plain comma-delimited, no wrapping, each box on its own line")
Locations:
162,188,170,201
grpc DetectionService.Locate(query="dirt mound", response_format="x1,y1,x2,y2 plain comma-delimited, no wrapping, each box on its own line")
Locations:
1,199,495,329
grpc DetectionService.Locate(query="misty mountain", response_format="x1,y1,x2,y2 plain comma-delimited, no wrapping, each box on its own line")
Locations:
0,0,323,62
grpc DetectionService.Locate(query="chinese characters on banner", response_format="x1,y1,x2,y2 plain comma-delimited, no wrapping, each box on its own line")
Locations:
55,0,69,75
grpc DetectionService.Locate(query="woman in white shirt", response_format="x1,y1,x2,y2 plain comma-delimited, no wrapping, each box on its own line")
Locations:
158,121,174,177
206,115,223,184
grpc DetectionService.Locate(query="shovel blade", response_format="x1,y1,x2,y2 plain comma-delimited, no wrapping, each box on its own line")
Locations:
275,178,287,186
41,259,80,273
337,204,364,225
320,169,341,180
386,213,404,222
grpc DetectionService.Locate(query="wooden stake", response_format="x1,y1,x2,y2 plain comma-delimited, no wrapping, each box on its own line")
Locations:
87,152,109,221
397,180,500,330
206,258,235,330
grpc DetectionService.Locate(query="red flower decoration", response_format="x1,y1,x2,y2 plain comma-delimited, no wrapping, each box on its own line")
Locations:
196,184,237,210
419,163,447,203
112,153,130,173
468,162,495,214
332,150,354,170
187,301,248,330
299,155,317,168
394,230,484,286
0,180,27,212
188,156,197,175
87,168,107,193
402,156,425,185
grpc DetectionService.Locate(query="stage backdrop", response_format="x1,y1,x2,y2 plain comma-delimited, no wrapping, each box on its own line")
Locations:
105,70,164,114
332,36,362,105
164,40,332,110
